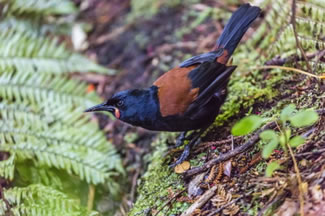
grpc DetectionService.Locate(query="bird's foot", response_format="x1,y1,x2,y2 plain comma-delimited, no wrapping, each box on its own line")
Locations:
174,131,188,148
169,135,202,168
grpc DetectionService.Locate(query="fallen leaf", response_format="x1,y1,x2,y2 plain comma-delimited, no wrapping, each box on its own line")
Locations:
223,160,232,177
175,161,190,174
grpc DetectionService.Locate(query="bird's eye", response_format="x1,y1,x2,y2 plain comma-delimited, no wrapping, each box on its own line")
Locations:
116,100,124,107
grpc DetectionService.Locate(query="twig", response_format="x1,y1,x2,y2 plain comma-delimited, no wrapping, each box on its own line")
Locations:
265,49,325,66
254,65,325,79
207,191,253,216
291,0,312,73
180,185,218,216
275,117,304,216
87,184,95,212
295,148,325,157
130,168,140,203
185,122,276,177
287,138,305,216
153,189,186,216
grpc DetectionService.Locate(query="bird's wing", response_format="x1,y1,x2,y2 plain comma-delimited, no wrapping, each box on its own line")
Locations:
153,61,236,118
185,62,236,116
153,65,199,117
179,49,224,68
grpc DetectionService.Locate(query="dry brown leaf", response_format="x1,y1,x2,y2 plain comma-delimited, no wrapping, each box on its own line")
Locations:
223,160,232,177
211,185,239,215
175,161,191,173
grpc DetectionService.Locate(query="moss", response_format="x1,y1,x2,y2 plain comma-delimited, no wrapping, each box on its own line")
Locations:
129,133,188,216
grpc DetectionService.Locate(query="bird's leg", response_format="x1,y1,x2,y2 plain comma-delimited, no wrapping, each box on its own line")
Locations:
174,130,199,148
170,129,206,167
174,131,188,147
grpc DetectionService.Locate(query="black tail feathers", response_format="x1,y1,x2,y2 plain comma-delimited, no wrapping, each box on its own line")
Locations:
216,4,261,56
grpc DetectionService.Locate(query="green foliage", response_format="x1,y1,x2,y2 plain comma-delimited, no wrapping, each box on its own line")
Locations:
0,184,99,216
289,110,319,128
289,136,306,147
265,161,282,177
0,1,123,215
0,153,15,180
0,0,77,15
263,105,318,176
0,29,114,74
260,130,279,159
231,115,263,136
233,105,319,176
280,104,296,123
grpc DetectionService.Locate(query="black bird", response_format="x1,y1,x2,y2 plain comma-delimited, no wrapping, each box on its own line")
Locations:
86,4,261,165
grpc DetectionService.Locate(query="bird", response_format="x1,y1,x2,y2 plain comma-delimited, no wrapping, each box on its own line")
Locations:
85,4,261,166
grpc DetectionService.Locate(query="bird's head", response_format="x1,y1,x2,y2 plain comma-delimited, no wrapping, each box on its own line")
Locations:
84,90,132,120
85,88,158,125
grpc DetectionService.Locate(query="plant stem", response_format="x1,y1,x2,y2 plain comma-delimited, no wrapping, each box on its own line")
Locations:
87,184,95,212
287,139,304,216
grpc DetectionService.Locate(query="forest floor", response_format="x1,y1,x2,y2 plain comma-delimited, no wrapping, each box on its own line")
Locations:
76,0,325,215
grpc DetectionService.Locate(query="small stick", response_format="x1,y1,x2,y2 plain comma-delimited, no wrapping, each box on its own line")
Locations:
254,65,325,79
185,122,276,177
287,140,305,216
180,185,218,216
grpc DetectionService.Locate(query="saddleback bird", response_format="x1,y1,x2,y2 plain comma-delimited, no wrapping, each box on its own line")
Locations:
86,4,261,166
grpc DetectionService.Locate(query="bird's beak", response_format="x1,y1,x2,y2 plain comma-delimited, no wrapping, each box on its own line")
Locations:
84,103,115,113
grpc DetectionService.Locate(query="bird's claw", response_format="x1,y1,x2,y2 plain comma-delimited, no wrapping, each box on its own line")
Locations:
169,138,201,168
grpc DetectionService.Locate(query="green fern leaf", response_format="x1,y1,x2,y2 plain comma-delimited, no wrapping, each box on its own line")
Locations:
0,70,100,108
0,152,15,180
0,29,114,74
0,0,78,16
0,184,99,216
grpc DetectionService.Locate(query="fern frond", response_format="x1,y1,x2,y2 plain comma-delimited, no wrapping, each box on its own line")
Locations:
0,184,99,216
0,109,123,184
0,70,100,108
1,140,119,185
0,113,111,152
0,152,15,180
238,0,291,61
0,0,77,16
298,35,325,50
309,61,325,73
0,102,90,129
0,29,114,74
296,17,325,37
0,17,72,37
298,1,325,22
